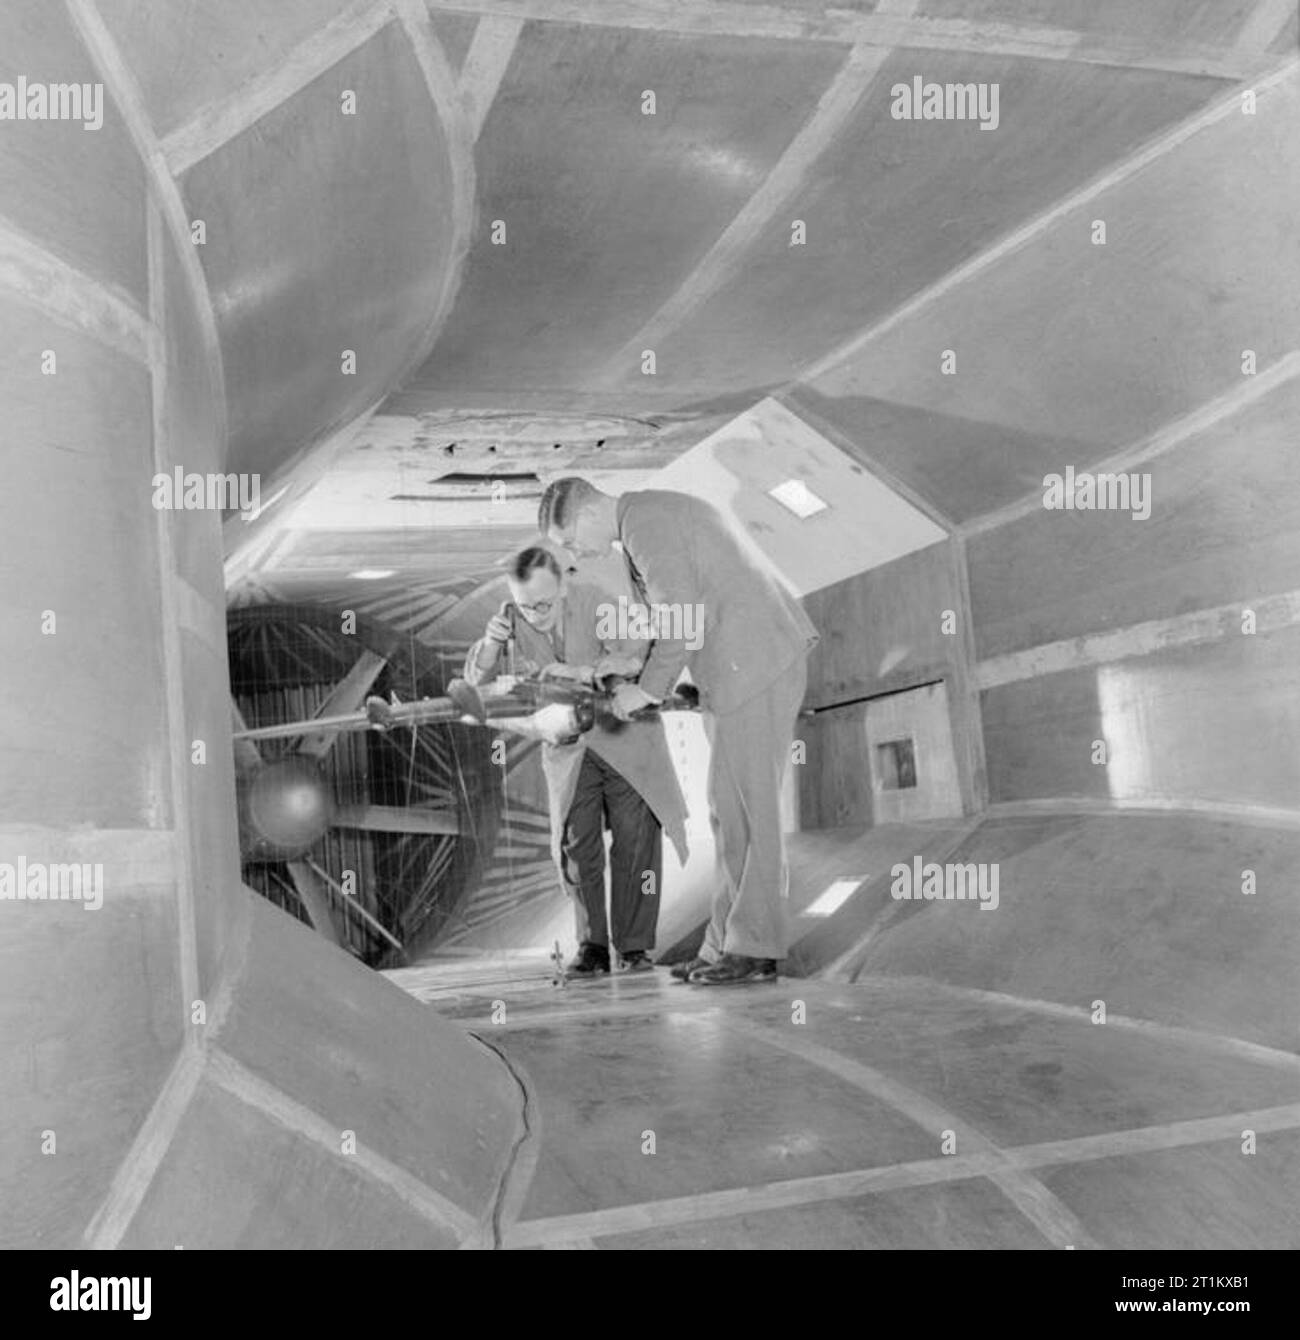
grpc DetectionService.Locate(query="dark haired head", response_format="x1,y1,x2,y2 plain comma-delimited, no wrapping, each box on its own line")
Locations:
509,545,561,583
537,477,597,535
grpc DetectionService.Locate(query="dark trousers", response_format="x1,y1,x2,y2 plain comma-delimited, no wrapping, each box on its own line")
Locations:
561,749,662,952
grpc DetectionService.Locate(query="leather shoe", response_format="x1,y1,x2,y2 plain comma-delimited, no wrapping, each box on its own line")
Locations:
688,953,778,985
564,943,610,978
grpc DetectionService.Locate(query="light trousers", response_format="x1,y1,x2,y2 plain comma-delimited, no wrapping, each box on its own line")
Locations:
701,659,807,962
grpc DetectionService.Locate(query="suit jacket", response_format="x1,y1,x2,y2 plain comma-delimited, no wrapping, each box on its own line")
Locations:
463,577,689,866
615,489,819,716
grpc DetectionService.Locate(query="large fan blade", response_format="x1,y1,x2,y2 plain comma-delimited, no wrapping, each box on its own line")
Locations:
333,804,459,836
296,650,388,759
285,860,341,944
231,701,263,776
302,858,403,954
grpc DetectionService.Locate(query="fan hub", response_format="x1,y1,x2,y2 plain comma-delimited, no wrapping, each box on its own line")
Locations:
245,758,335,860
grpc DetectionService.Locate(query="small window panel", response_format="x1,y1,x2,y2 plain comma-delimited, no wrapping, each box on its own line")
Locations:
876,738,917,790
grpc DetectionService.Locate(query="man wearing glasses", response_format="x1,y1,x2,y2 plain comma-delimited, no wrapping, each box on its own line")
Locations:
538,480,818,987
464,545,688,978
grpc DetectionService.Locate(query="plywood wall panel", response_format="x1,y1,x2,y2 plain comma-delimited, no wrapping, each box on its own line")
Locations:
99,0,372,137
969,378,1300,660
0,2,148,300
662,51,1227,399
982,624,1300,809
182,22,455,481
804,539,960,708
800,538,985,823
405,21,844,396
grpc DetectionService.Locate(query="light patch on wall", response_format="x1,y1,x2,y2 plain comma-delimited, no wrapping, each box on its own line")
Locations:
650,397,947,597
802,877,865,918
768,479,828,518
1098,663,1147,799
349,568,396,580
685,144,763,187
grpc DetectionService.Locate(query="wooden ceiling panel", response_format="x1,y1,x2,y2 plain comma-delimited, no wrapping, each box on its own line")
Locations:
400,20,845,397
785,386,1097,524
99,0,371,137
183,22,456,481
1273,9,1300,52
631,50,1229,400
967,375,1300,660
803,72,1300,476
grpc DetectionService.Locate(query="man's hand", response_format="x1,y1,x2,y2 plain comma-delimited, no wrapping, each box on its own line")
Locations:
484,610,514,644
593,653,644,686
493,704,581,745
610,683,660,721
539,662,594,686
531,702,585,744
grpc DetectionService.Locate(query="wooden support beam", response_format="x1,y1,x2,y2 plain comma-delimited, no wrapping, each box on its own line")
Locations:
0,215,154,365
427,0,1255,79
596,21,913,385
393,0,479,425
960,350,1300,539
974,587,1300,692
68,0,230,461
160,0,395,174
459,14,524,141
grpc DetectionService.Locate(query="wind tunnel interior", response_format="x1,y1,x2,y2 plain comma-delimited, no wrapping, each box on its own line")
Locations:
2,0,1299,1251
0,0,524,1251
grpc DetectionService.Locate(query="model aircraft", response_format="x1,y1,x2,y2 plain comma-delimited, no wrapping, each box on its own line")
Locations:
231,672,700,747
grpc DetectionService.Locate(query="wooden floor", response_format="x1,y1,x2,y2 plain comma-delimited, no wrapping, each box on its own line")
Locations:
387,962,1300,1249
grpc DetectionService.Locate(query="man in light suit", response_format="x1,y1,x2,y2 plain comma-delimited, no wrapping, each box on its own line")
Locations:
464,545,688,978
539,480,818,985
